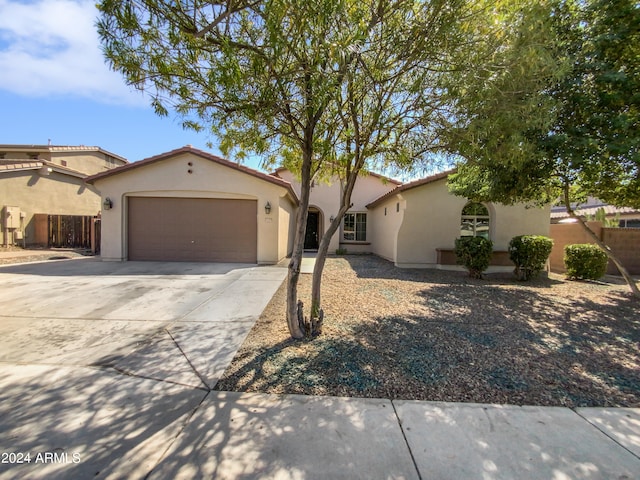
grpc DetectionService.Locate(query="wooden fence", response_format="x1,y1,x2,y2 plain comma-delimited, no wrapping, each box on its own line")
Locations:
33,214,100,253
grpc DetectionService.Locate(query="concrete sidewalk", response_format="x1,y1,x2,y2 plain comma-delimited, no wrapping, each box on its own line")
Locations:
300,251,317,274
149,393,640,480
0,372,638,479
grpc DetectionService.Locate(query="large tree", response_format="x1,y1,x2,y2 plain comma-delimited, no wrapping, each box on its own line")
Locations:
445,0,640,297
98,0,571,339
294,0,488,333
98,0,385,338
304,0,559,332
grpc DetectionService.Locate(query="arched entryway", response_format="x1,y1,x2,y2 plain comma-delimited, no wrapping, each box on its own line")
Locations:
304,207,322,250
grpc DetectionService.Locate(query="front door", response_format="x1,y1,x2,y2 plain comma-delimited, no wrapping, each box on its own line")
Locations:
304,211,319,250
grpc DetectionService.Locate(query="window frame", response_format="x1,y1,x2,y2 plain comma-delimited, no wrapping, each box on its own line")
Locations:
343,212,367,242
460,202,490,239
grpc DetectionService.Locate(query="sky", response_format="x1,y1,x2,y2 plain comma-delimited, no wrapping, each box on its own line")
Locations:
0,0,257,168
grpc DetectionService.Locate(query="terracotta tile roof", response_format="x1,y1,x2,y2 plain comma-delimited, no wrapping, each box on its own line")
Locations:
272,166,403,185
0,160,43,172
85,146,299,204
0,144,128,163
366,170,454,208
0,159,95,178
551,204,640,219
49,146,128,163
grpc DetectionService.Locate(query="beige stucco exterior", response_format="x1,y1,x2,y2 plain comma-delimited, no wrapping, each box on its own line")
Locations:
368,176,551,270
89,149,297,264
276,169,399,253
0,145,127,246
0,145,127,176
68,145,550,269
0,168,101,246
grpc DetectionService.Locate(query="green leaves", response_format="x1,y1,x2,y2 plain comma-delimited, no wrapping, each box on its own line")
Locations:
445,0,639,212
454,236,494,279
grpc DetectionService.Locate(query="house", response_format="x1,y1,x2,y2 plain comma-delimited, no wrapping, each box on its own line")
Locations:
87,146,551,270
86,146,298,263
273,167,401,254
0,144,128,247
366,173,550,269
551,197,640,228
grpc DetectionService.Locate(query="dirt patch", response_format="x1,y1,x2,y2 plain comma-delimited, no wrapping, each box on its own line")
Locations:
0,247,91,265
216,255,639,407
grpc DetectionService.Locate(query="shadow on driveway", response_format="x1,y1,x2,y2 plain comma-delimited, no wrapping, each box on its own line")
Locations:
0,258,259,277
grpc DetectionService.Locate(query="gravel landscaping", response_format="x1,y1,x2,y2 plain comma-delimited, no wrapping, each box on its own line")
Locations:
216,255,640,407
0,247,91,265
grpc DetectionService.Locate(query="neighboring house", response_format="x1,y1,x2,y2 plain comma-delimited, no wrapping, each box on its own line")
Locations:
0,144,127,247
551,197,640,228
88,146,551,271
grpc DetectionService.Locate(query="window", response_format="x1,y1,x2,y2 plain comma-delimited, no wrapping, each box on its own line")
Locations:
343,213,367,241
460,202,490,239
621,219,640,228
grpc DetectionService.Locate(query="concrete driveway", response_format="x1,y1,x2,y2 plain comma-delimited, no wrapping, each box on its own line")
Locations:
0,258,287,479
0,258,286,389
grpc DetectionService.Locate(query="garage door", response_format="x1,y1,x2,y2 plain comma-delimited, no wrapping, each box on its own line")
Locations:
128,197,257,262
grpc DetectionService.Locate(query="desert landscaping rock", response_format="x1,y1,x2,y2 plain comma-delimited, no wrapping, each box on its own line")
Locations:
217,255,640,407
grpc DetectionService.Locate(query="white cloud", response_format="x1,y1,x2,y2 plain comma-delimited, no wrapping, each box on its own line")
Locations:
0,0,145,105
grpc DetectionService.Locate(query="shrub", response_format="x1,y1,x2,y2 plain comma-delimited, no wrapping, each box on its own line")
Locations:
564,244,608,280
455,236,493,279
335,247,347,255
509,235,553,281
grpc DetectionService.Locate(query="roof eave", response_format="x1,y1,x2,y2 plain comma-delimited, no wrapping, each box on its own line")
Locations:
85,146,299,204
366,169,454,209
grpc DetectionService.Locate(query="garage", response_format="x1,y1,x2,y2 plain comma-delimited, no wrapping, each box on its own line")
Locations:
127,197,257,262
86,146,298,263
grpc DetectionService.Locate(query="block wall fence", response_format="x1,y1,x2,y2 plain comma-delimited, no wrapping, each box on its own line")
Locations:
549,221,640,275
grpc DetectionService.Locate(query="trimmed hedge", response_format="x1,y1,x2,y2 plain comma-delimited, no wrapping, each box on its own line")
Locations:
455,236,493,279
564,244,608,280
509,235,553,281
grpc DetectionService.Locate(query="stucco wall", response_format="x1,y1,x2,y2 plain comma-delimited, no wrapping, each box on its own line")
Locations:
278,195,296,259
279,170,397,253
277,170,341,252
369,196,405,262
94,152,292,263
390,178,550,268
50,151,125,176
0,148,126,176
0,170,100,245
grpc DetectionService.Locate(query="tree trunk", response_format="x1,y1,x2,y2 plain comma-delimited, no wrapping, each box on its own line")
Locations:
309,203,350,328
309,169,360,335
563,187,639,298
286,149,314,339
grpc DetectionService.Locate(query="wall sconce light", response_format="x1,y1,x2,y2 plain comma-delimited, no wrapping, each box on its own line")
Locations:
265,201,271,214
330,215,335,223
103,197,113,210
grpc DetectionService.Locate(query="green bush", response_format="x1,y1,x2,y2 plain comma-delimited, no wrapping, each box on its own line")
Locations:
564,244,608,280
509,235,553,281
455,236,493,279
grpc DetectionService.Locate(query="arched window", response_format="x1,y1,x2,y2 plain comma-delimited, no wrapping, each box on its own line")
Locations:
460,202,490,239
